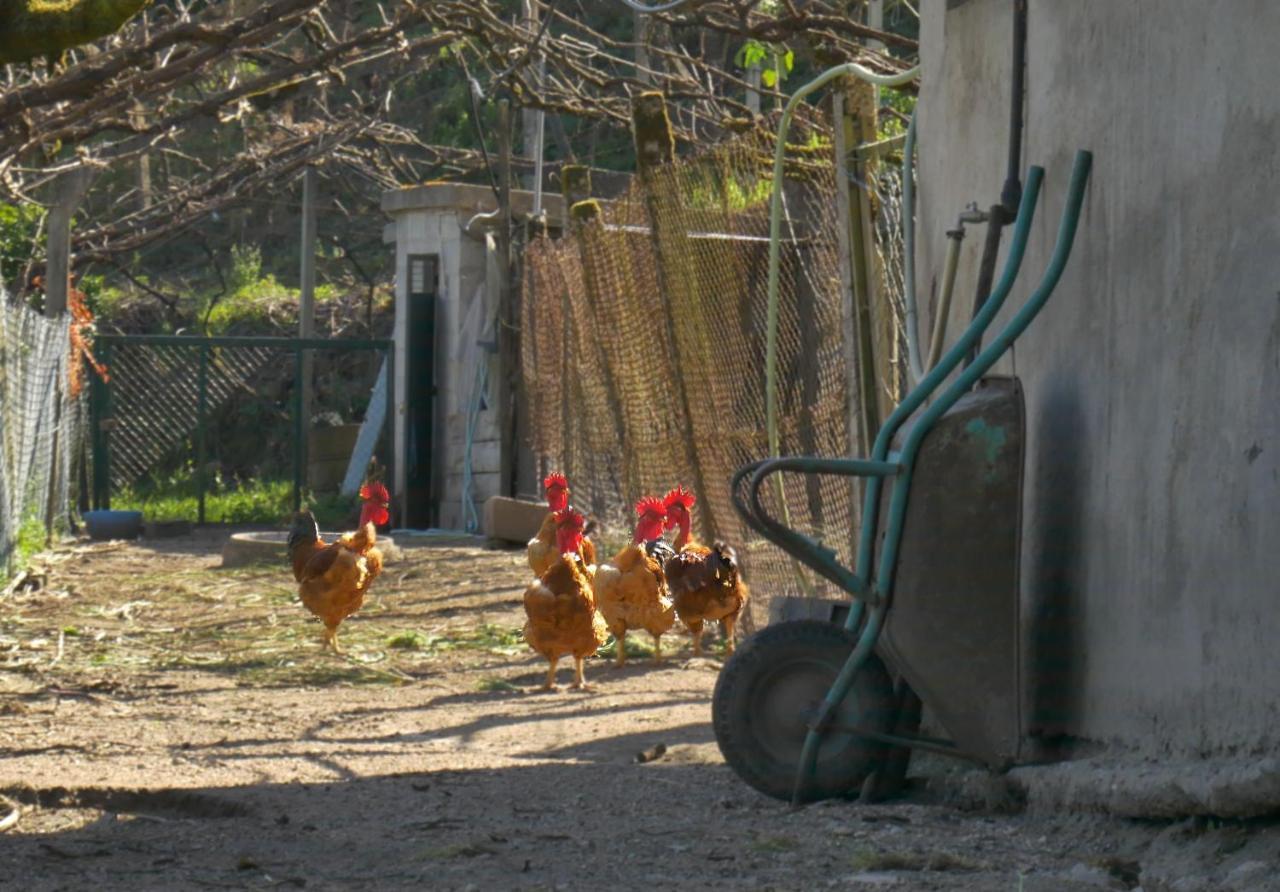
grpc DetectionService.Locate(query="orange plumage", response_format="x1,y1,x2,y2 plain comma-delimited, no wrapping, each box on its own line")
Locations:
288,511,384,654
522,508,609,690
592,496,675,666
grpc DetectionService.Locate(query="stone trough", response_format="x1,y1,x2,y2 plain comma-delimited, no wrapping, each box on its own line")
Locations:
221,531,400,568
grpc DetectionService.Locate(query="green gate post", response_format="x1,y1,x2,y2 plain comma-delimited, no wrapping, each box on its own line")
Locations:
89,342,112,509
196,344,208,524
292,345,304,512
384,346,396,528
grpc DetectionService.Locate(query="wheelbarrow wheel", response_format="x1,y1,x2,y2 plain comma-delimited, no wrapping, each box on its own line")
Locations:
712,620,895,803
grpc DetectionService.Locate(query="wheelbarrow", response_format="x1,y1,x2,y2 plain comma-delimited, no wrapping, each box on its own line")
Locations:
713,151,1093,804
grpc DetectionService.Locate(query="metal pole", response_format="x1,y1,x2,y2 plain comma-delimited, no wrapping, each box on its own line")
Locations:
196,344,208,524
299,166,317,484
384,348,396,528
293,347,304,512
90,342,112,508
496,99,517,498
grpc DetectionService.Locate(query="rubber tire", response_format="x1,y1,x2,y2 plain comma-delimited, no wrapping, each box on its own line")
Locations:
712,620,896,803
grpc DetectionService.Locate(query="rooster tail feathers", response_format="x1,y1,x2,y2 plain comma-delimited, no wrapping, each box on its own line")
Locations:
288,510,320,555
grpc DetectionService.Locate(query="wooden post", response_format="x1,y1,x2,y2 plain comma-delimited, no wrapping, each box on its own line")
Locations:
44,167,95,316
834,80,884,449
521,0,542,193
632,92,721,543
299,166,317,444
833,89,875,459
633,11,650,84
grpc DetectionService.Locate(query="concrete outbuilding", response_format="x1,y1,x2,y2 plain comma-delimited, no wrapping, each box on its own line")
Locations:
916,1,1278,784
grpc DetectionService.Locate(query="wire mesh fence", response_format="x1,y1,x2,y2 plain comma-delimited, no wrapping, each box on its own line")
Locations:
521,116,910,626
0,292,82,577
91,336,392,523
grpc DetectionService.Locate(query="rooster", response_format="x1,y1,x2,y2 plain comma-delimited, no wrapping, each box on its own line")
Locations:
521,508,609,690
288,487,386,653
592,496,677,667
527,473,596,576
661,485,748,657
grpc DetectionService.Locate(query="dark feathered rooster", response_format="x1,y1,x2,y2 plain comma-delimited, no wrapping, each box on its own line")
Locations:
661,486,749,657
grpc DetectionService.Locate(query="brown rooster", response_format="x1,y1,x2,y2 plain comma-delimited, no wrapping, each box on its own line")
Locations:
288,508,384,654
593,496,677,667
527,473,597,576
662,486,748,657
522,508,609,690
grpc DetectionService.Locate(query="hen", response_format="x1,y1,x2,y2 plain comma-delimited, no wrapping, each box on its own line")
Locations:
288,493,385,653
522,508,609,690
592,496,676,667
527,473,597,576
662,486,749,657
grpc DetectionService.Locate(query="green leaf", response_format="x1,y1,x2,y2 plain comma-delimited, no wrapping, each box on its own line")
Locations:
783,49,795,72
762,68,777,88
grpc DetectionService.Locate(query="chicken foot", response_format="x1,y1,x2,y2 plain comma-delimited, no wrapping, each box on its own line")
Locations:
323,625,345,655
652,634,663,662
613,630,627,668
569,656,591,691
542,656,559,690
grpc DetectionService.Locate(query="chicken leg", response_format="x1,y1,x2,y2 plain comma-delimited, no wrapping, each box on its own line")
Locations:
323,625,345,655
652,634,663,662
570,656,591,690
720,615,737,656
688,618,705,657
542,656,559,690
614,631,627,668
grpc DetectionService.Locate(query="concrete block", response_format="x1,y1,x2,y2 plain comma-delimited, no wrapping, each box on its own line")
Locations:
483,495,547,543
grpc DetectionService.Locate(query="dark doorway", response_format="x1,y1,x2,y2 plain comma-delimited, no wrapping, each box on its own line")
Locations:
404,254,437,528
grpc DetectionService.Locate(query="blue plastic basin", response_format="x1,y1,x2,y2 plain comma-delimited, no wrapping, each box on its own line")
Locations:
83,510,144,541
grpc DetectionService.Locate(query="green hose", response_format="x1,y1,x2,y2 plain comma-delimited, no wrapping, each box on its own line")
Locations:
764,62,920,590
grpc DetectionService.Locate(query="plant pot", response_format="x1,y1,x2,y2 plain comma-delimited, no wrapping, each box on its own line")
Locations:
83,510,143,541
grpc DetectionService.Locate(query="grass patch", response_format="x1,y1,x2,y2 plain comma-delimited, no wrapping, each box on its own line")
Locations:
387,630,427,650
476,676,519,693
595,634,660,661
380,624,524,658
112,471,356,526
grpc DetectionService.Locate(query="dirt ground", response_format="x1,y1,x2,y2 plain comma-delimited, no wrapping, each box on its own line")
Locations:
2,530,1278,891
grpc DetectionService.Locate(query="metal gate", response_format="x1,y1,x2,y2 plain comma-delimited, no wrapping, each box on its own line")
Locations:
89,335,393,523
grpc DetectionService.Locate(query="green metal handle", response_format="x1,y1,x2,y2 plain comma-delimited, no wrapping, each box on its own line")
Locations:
874,150,1093,604
793,151,1094,805
850,165,1045,595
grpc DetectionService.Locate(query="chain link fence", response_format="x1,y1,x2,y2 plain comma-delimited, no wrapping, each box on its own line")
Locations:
0,291,82,578
91,336,392,523
521,116,910,626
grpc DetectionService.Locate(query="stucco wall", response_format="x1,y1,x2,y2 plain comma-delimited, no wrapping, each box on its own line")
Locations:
918,0,1280,757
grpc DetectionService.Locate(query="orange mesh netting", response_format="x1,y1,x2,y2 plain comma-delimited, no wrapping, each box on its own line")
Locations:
521,116,908,627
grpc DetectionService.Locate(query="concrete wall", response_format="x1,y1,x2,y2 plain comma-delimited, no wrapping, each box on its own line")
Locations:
918,0,1280,758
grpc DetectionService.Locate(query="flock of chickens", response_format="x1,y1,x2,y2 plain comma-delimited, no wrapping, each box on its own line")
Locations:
522,474,749,690
282,474,748,691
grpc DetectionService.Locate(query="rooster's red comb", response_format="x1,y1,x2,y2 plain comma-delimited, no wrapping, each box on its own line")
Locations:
634,495,667,519
553,507,585,528
663,485,696,511
543,473,568,492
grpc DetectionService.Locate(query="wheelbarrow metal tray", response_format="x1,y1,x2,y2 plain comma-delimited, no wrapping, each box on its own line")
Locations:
877,376,1025,768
